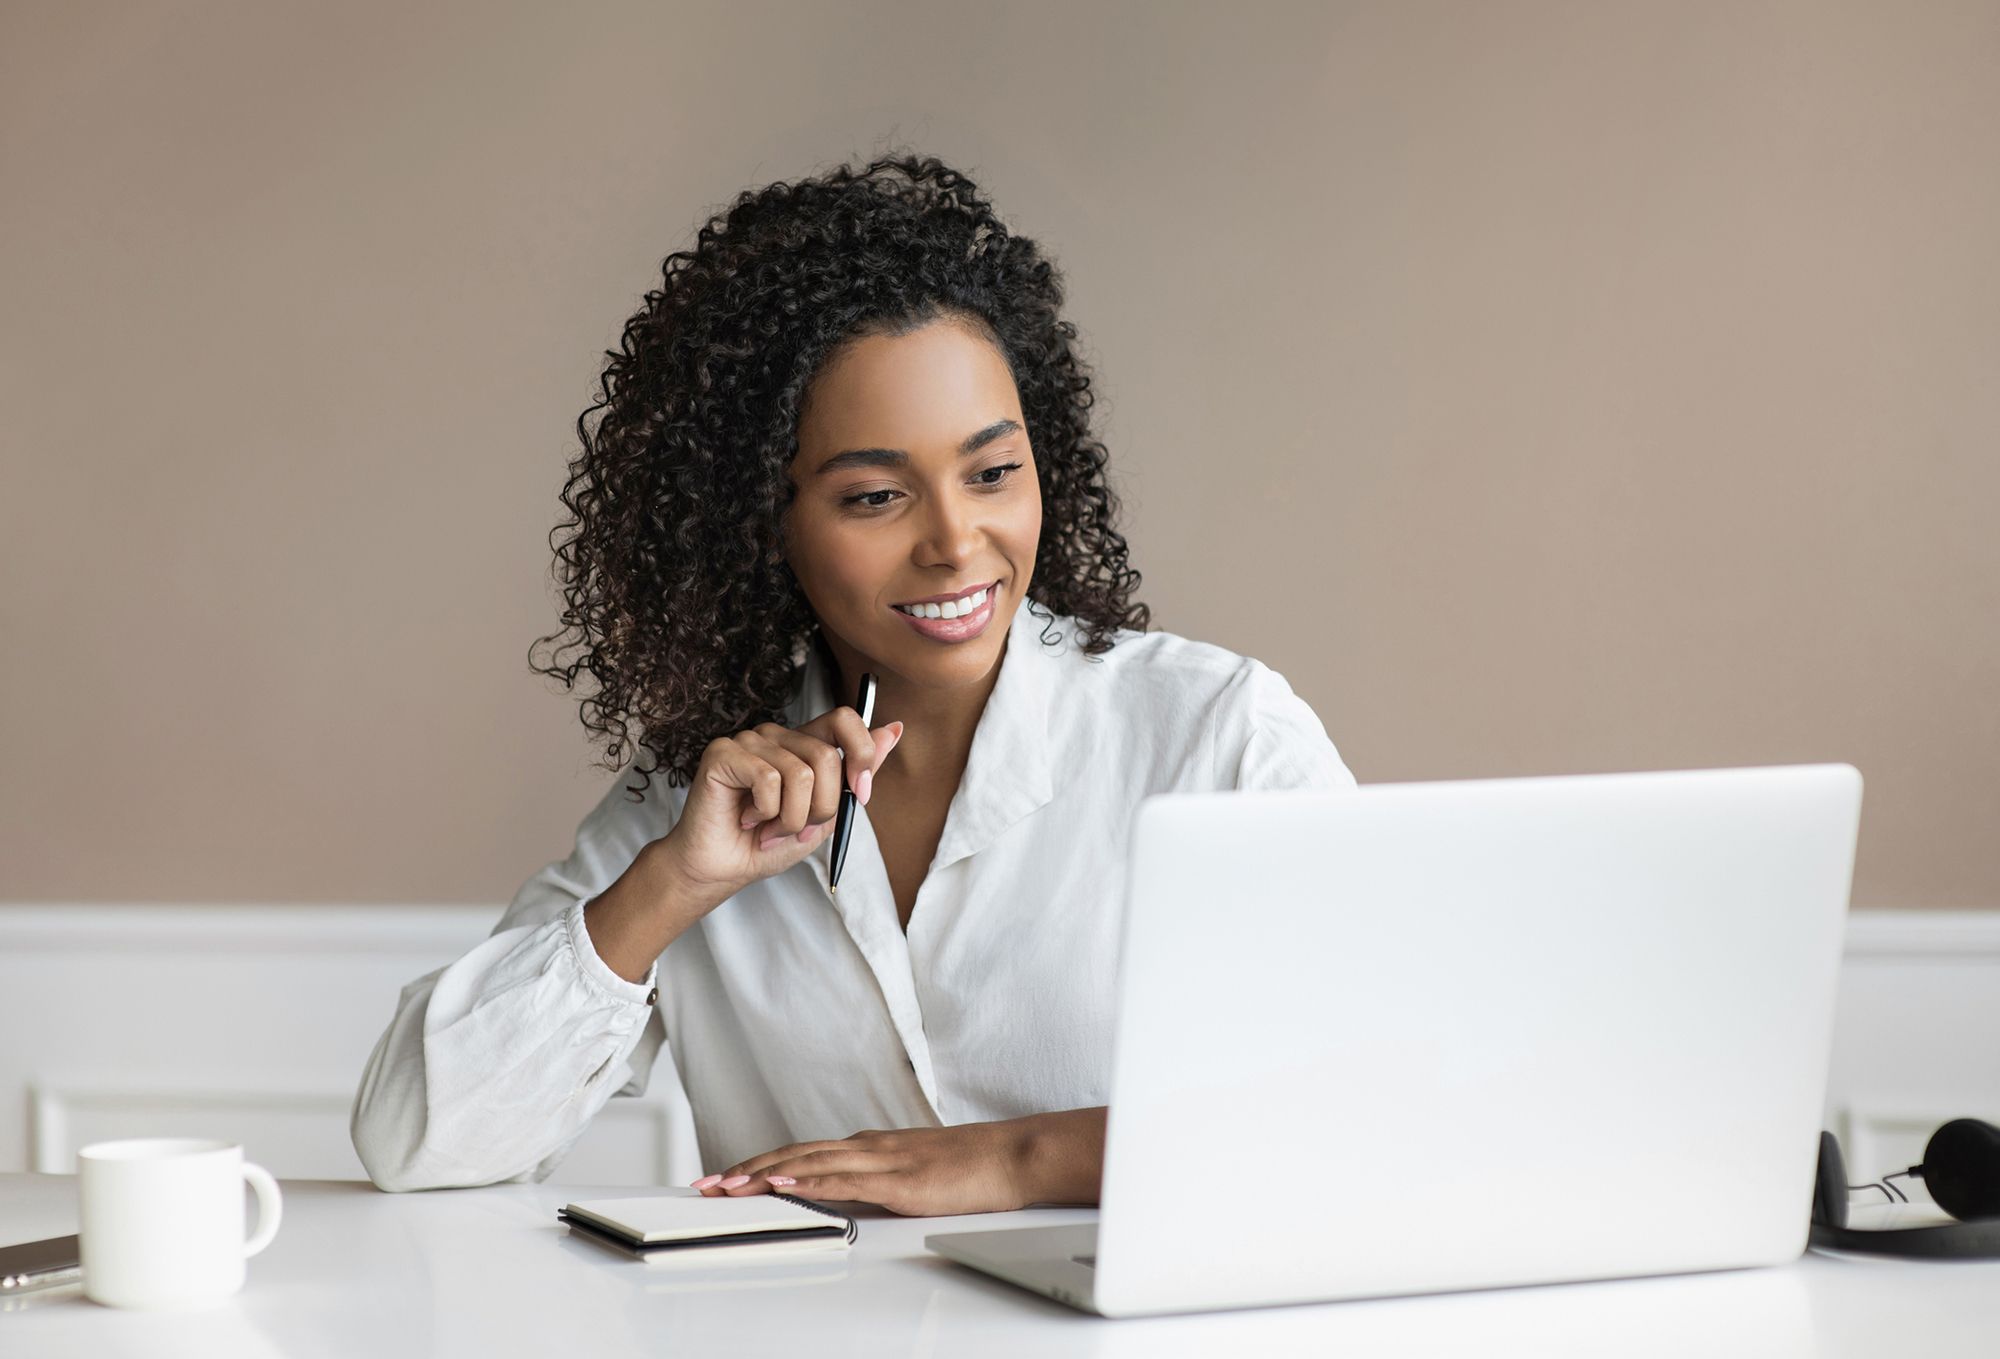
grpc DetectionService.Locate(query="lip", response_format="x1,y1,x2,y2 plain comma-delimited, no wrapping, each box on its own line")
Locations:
892,579,1000,608
890,583,1000,644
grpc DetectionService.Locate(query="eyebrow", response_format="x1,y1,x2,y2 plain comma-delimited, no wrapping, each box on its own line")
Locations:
812,418,1024,477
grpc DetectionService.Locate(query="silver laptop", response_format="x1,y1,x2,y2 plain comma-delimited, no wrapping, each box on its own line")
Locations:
926,764,1864,1317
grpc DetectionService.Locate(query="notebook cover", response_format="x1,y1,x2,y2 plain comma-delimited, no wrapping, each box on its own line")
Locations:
559,1191,858,1247
559,1211,853,1265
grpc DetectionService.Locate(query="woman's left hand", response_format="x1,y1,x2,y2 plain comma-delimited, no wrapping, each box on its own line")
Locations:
691,1120,1036,1216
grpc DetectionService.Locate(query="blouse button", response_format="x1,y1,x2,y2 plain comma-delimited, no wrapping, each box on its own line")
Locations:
645,986,659,1007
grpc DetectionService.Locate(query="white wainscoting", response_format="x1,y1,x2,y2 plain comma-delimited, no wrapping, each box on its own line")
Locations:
1,906,1995,1194
0,904,699,1187
1822,912,2000,1192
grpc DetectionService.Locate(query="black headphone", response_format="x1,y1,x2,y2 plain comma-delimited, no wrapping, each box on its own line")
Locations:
1811,1118,2000,1258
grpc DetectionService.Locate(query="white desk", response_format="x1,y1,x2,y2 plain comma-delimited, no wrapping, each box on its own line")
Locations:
4,1171,1997,1356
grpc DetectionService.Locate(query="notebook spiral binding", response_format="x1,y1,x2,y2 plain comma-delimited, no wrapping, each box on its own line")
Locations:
770,1191,860,1244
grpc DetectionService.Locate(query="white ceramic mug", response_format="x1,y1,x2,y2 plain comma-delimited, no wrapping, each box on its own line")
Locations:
77,1137,282,1309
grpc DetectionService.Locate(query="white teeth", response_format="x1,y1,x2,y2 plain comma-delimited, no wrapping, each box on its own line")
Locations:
896,587,990,621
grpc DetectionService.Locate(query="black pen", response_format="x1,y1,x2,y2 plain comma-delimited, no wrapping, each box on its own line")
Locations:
826,671,876,896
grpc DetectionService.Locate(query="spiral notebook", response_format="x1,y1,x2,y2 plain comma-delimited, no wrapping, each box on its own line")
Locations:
558,1190,858,1266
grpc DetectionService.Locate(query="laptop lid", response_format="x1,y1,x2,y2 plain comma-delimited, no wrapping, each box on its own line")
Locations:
1091,763,1863,1318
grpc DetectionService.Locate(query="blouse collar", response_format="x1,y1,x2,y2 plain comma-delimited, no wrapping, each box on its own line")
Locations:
789,599,1065,874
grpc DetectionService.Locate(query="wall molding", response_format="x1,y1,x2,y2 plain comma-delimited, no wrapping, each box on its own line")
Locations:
29,1083,355,1174
4,903,1991,953
0,906,698,1185
2,904,1992,1189
0,903,495,955
1831,1098,2000,1189
27,1080,678,1182
1838,910,2000,960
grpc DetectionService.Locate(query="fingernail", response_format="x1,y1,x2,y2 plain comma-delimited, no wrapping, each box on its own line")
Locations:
719,1175,751,1189
857,768,873,805
768,1176,796,1186
691,1174,722,1189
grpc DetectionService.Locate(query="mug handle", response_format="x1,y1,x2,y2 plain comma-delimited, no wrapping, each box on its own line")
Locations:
242,1162,283,1259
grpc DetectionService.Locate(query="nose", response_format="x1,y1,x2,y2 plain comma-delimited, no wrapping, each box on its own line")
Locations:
914,487,984,566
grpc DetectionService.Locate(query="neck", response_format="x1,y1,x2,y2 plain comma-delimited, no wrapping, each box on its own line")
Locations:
818,628,1006,789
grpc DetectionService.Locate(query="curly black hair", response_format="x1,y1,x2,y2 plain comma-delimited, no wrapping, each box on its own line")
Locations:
527,151,1150,801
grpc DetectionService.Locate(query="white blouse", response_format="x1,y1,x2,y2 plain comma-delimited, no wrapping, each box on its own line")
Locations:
351,601,1358,1191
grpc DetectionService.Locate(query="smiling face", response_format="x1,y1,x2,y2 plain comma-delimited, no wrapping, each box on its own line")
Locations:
784,316,1042,693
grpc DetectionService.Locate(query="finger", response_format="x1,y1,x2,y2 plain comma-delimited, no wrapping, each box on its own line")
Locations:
798,706,876,795
781,1171,901,1208
720,1141,853,1181
871,722,904,776
854,724,905,806
751,723,846,822
705,737,786,828
735,729,813,837
691,1140,852,1193
726,1147,896,1193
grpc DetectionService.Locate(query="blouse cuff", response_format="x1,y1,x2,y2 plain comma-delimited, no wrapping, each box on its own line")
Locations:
564,898,658,1005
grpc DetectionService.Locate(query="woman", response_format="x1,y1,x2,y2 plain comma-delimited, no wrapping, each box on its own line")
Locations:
351,152,1356,1215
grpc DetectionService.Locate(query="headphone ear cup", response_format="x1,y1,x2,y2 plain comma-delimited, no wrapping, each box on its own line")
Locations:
1813,1130,1849,1230
1922,1118,2000,1222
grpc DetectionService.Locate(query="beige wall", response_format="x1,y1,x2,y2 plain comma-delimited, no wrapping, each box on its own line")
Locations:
2,1,1993,909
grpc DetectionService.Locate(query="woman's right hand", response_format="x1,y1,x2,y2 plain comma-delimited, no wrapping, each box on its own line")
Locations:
658,706,905,911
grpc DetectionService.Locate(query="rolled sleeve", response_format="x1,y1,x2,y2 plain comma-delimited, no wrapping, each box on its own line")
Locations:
350,762,680,1192
568,895,657,1005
